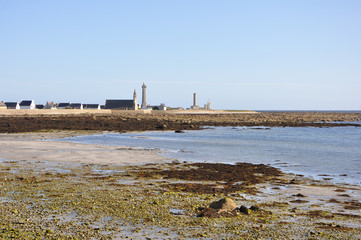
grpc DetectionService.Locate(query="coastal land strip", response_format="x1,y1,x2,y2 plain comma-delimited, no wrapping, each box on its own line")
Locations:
0,111,360,133
1,111,361,239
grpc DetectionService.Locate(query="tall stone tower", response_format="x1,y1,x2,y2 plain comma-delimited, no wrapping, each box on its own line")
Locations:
133,90,138,110
141,82,147,109
191,93,199,109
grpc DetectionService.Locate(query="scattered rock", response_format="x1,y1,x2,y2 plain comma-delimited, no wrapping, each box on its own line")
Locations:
250,205,260,211
290,199,309,204
198,198,239,218
293,193,306,197
238,205,250,215
209,198,238,211
289,179,298,184
171,160,180,165
197,207,238,218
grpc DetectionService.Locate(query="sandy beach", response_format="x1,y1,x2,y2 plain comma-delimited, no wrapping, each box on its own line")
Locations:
0,132,171,165
1,130,361,239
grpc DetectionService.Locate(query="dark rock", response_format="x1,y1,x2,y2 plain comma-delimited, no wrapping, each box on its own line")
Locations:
250,205,260,211
293,193,306,197
156,124,167,130
289,179,298,184
290,199,309,203
238,205,250,215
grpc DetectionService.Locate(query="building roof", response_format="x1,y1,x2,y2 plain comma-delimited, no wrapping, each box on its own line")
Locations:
69,103,82,109
105,100,134,109
19,100,34,106
36,104,44,109
5,102,19,107
58,103,70,108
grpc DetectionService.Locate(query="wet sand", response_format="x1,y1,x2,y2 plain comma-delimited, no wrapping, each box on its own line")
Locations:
1,131,361,239
0,132,171,165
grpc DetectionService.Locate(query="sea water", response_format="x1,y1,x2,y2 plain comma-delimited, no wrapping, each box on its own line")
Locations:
60,125,361,186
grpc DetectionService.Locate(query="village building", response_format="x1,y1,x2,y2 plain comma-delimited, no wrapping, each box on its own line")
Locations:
69,103,83,109
36,104,44,109
19,100,36,109
83,104,101,110
44,101,57,109
204,100,211,110
5,102,20,109
105,90,138,110
151,103,167,111
0,101,7,110
57,103,70,109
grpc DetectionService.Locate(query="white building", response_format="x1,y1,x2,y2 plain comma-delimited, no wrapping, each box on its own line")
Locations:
83,104,101,110
19,100,36,109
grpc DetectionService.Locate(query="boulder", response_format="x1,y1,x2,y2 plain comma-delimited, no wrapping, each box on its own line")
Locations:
209,198,238,211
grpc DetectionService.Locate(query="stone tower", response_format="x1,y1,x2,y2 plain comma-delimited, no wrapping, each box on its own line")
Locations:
191,93,199,109
133,90,138,110
141,82,147,109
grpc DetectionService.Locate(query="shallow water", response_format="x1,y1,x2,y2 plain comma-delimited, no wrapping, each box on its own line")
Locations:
60,126,361,186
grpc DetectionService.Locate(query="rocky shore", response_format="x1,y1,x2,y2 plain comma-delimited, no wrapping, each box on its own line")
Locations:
1,156,360,239
0,111,360,133
1,112,361,239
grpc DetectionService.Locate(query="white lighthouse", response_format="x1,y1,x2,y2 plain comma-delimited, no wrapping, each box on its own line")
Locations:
133,89,138,110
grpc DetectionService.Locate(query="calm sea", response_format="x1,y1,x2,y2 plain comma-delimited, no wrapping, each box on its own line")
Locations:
61,125,361,186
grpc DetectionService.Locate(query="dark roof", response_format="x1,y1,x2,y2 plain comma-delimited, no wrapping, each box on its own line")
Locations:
5,102,18,107
36,104,44,109
105,100,134,109
83,104,100,109
19,100,33,106
69,103,82,109
58,103,70,108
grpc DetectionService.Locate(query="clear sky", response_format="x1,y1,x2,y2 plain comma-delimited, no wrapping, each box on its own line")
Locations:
1,1,360,110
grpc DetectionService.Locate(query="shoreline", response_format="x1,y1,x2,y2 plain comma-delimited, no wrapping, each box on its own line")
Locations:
1,131,361,238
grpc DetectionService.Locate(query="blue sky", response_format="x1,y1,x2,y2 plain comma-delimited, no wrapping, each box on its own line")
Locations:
1,1,360,110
